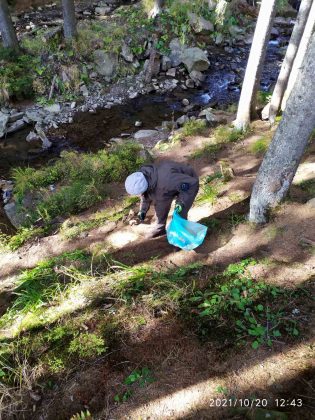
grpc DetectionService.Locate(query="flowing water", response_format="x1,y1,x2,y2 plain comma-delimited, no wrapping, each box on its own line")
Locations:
0,35,289,233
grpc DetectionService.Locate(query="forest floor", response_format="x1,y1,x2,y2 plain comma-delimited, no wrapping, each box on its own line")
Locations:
0,119,314,420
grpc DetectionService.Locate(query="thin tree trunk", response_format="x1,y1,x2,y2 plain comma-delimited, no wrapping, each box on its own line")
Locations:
249,33,315,224
233,0,277,131
281,0,315,110
149,0,164,18
0,0,19,50
268,0,312,124
61,0,77,41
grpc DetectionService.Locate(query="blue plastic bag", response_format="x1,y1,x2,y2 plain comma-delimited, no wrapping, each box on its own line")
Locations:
166,210,208,250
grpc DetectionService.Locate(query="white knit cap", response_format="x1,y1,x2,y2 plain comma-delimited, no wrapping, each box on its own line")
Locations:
125,172,148,195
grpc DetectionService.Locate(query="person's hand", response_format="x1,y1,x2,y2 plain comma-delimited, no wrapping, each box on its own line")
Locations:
138,211,146,222
175,203,183,213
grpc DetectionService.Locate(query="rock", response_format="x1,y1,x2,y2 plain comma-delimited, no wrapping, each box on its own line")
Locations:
4,202,25,228
0,112,9,138
176,115,189,126
161,56,172,71
306,198,315,208
44,103,61,114
261,103,270,120
6,120,27,134
35,123,52,149
135,120,142,127
199,108,227,125
9,112,24,123
24,110,44,123
93,50,118,78
129,91,138,99
163,79,178,91
271,27,280,37
26,131,40,142
70,101,76,109
134,130,160,141
169,38,186,67
182,98,189,106
139,148,154,162
95,6,111,15
188,12,214,34
80,84,89,97
181,48,210,72
185,79,195,88
229,25,245,38
189,70,206,83
121,43,134,63
215,33,224,45
166,68,176,77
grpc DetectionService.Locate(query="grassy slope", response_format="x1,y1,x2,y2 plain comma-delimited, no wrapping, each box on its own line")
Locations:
0,120,314,419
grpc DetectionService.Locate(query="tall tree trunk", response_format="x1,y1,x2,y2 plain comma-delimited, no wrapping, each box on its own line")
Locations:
249,33,315,224
281,0,315,110
148,0,164,18
0,0,19,50
61,0,77,41
233,0,277,131
268,0,312,124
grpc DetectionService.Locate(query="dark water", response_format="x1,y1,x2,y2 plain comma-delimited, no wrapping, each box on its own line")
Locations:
0,34,289,232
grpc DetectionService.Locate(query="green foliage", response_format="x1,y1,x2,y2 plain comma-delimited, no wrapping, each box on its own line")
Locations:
181,119,208,137
124,367,155,387
197,173,223,205
249,137,270,155
191,142,221,159
256,90,271,108
297,179,315,198
0,48,39,102
0,227,46,251
186,258,305,348
70,410,92,420
68,333,106,358
61,196,139,240
0,251,89,327
12,143,145,225
214,125,246,143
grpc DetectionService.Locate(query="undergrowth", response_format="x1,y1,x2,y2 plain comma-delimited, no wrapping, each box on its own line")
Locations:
0,254,310,416
11,143,145,226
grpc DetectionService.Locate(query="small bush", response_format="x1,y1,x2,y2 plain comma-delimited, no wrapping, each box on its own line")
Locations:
249,137,270,155
214,125,246,143
181,119,208,137
68,333,106,358
190,142,221,159
12,143,145,224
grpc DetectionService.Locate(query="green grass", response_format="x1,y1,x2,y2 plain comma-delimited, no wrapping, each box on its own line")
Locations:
60,196,139,240
184,258,308,348
197,174,223,205
249,136,270,155
190,142,222,159
12,143,145,226
181,119,208,137
213,125,247,144
297,179,315,198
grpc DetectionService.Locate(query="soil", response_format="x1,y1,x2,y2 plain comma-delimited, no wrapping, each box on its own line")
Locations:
0,121,314,420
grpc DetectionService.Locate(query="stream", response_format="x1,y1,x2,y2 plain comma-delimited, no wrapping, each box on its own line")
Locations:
0,32,289,234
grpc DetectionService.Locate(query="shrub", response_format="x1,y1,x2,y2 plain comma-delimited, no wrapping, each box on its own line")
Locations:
68,333,106,358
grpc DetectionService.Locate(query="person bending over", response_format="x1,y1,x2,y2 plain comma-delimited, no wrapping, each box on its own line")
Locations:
125,160,199,238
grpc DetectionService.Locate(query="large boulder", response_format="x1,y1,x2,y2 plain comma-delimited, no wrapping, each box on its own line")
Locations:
121,43,134,63
0,111,9,138
169,38,186,67
93,50,118,78
134,130,167,147
188,12,214,34
181,48,210,72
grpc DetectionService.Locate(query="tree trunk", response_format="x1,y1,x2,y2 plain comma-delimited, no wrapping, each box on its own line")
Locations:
249,33,315,224
0,0,19,49
281,0,315,110
268,0,312,124
61,0,77,41
149,0,164,18
233,0,277,131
